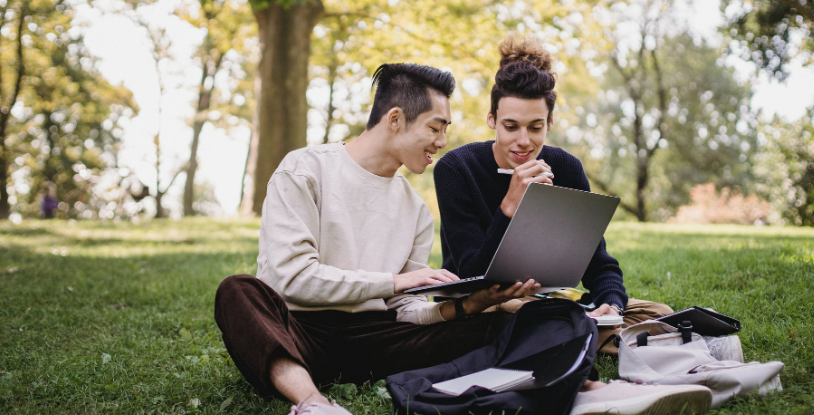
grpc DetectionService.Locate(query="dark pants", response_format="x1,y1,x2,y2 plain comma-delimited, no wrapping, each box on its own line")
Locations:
214,275,512,398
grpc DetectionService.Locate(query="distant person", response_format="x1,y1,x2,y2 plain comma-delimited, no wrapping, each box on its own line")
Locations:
433,36,674,356
41,183,58,219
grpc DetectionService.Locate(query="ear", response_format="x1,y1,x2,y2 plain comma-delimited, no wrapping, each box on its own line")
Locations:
386,107,403,132
547,117,554,132
487,112,496,130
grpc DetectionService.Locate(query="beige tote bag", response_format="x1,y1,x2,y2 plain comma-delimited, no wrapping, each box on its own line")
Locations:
617,320,783,409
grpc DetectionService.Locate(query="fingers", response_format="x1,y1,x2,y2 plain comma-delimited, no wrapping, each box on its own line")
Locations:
530,173,554,185
499,279,539,298
516,161,554,185
417,268,458,287
516,160,553,177
516,279,541,296
438,269,460,281
589,303,615,317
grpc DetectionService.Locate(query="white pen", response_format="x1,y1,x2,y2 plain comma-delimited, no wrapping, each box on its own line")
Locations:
497,168,554,178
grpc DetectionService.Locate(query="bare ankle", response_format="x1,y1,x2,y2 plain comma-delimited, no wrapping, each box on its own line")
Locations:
300,393,330,406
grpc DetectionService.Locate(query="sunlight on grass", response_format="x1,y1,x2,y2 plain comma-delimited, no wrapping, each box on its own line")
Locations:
1,219,813,414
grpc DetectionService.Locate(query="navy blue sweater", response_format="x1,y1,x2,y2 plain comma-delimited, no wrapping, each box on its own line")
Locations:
433,141,628,309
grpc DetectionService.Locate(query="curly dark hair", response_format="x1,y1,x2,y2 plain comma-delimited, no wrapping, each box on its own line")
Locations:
490,36,557,122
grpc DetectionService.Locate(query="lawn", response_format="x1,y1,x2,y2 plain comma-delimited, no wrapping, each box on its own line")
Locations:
1,218,813,414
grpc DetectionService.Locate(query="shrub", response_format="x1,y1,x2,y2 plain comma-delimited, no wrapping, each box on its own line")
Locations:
669,183,773,225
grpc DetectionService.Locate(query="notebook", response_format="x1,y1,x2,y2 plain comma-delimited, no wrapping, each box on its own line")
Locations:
405,183,620,297
656,306,741,336
432,368,534,396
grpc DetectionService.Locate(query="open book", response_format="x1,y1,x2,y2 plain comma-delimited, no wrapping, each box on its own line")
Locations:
432,332,594,396
432,368,534,396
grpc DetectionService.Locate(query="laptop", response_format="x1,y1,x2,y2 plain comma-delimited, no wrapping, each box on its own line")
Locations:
405,183,620,297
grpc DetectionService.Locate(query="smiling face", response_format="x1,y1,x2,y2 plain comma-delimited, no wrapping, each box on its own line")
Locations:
393,90,452,174
489,96,552,170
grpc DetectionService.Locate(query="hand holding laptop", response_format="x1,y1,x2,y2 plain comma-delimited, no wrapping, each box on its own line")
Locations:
462,279,541,314
499,160,554,218
397,267,540,317
405,183,620,297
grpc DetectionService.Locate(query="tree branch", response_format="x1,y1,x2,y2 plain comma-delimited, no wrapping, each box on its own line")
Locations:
609,51,633,83
585,170,638,217
649,47,667,159
775,0,814,23
322,10,458,51
0,2,26,140
160,162,189,195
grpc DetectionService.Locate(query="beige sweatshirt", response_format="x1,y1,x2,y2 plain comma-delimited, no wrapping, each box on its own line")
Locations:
256,143,444,325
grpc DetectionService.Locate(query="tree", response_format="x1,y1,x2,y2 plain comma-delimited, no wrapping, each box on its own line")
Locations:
723,0,813,81
2,0,138,219
0,0,27,219
753,109,814,226
135,16,189,218
569,0,757,221
239,0,601,215
178,0,255,216
239,0,323,216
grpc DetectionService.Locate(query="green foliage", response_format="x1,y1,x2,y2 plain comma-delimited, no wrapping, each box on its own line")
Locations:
753,108,814,226
178,0,257,131
248,0,315,13
308,0,601,148
1,219,813,413
722,0,814,81
561,1,758,221
2,0,138,219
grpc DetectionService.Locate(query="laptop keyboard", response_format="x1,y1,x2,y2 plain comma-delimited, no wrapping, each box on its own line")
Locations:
424,276,484,288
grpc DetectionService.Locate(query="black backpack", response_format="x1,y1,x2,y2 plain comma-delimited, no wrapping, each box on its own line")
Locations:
386,298,597,415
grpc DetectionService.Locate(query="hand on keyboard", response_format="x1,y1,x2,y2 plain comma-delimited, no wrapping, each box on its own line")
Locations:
394,268,460,293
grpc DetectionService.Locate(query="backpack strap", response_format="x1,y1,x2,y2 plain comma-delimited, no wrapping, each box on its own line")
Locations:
677,320,694,344
636,331,649,347
598,334,621,354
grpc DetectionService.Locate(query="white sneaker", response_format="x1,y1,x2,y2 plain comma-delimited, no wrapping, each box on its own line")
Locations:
288,398,354,415
705,335,744,363
570,380,712,415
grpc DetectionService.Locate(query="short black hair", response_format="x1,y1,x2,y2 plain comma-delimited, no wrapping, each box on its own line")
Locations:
366,63,455,130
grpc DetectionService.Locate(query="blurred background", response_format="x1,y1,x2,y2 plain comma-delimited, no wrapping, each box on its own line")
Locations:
1,0,812,226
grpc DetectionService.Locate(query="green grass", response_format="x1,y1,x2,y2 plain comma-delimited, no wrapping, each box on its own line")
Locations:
1,219,813,414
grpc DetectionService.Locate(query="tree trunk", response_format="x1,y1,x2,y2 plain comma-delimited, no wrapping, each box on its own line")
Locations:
154,133,163,218
631,93,648,222
0,138,9,219
635,156,648,222
155,191,166,218
238,76,260,215
240,1,323,216
183,54,221,216
322,57,338,144
0,3,26,220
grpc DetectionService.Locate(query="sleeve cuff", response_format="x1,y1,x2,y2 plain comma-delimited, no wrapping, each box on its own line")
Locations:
493,208,512,228
363,270,395,299
596,293,627,310
415,301,445,325
391,297,445,325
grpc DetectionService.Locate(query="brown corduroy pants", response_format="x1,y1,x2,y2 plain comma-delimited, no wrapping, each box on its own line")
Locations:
213,275,512,398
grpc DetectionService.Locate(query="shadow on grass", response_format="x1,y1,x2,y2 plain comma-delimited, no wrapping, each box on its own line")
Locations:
0,226,57,237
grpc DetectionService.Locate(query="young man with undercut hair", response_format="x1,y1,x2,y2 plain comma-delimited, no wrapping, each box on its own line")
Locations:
214,63,540,415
